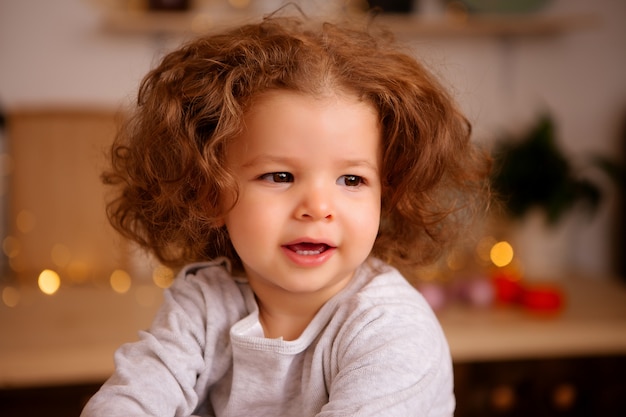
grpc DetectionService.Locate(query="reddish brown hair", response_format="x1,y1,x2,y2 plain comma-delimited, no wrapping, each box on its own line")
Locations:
103,15,491,273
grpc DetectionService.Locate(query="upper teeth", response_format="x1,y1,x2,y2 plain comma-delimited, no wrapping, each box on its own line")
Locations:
296,249,323,255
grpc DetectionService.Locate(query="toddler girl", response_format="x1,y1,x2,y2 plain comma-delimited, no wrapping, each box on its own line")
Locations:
82,14,490,417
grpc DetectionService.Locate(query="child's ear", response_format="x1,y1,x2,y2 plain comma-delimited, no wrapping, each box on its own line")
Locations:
209,210,226,228
205,198,231,229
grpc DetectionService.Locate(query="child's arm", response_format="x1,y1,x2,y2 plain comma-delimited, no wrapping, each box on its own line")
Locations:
81,263,244,417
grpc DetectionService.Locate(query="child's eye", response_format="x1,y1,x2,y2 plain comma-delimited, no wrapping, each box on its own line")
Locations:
338,175,364,187
259,172,294,183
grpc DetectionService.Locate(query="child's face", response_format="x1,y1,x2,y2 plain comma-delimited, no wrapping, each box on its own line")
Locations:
223,90,381,304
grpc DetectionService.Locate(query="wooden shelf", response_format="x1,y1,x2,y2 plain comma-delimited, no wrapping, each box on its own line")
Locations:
378,13,599,37
101,10,599,38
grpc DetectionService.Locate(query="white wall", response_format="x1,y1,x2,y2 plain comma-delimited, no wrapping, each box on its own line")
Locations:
1,0,625,278
0,0,157,106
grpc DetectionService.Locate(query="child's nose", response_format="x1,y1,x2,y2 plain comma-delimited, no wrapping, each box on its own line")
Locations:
294,184,334,221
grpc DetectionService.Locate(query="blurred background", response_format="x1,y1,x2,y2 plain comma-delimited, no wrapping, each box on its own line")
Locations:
0,0,625,416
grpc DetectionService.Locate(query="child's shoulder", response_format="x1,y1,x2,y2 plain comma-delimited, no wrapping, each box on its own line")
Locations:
175,258,241,287
166,258,251,311
322,259,449,367
331,258,438,326
353,258,427,305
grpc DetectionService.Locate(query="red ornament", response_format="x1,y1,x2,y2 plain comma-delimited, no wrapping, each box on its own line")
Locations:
492,272,524,304
520,285,564,312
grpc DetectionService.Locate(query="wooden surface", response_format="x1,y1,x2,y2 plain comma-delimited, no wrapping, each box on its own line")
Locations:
2,275,626,388
440,277,626,362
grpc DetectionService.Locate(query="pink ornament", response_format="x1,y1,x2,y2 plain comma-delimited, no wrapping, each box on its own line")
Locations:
417,283,447,311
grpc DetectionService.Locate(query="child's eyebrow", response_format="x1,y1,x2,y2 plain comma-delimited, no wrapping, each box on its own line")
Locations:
239,155,291,169
240,154,379,173
340,159,380,174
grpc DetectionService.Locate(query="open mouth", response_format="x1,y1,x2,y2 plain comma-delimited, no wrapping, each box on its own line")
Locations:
284,242,332,256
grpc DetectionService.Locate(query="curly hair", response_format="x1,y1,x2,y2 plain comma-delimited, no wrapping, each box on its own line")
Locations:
103,15,491,273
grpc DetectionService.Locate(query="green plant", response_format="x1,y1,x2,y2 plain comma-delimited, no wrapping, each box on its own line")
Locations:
491,115,602,225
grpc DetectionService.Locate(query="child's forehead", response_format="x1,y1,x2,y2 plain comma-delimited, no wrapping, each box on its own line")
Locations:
242,89,379,127
228,89,381,161
245,89,373,114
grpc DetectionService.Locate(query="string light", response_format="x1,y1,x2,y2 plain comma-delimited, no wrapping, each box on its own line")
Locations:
51,243,72,268
152,265,174,289
490,241,514,268
38,269,61,295
2,286,20,307
110,269,132,294
2,235,21,258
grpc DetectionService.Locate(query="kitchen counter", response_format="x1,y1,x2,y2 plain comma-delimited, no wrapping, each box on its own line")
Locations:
2,275,626,388
439,276,626,362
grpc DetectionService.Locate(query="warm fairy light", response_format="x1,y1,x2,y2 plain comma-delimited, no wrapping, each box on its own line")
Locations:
51,243,72,268
152,265,174,289
16,210,37,233
490,241,514,268
110,269,132,294
8,256,26,273
2,236,21,258
38,269,61,295
2,286,20,307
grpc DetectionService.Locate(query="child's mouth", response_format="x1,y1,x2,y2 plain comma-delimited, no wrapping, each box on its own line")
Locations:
281,241,336,266
285,242,332,255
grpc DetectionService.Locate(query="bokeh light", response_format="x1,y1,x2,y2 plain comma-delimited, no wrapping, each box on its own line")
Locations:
2,286,20,307
2,236,21,258
51,243,72,268
110,269,132,294
38,269,61,295
152,265,174,289
490,241,514,268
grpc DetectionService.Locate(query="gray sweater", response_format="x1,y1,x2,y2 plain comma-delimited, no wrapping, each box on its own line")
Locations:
81,258,455,416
